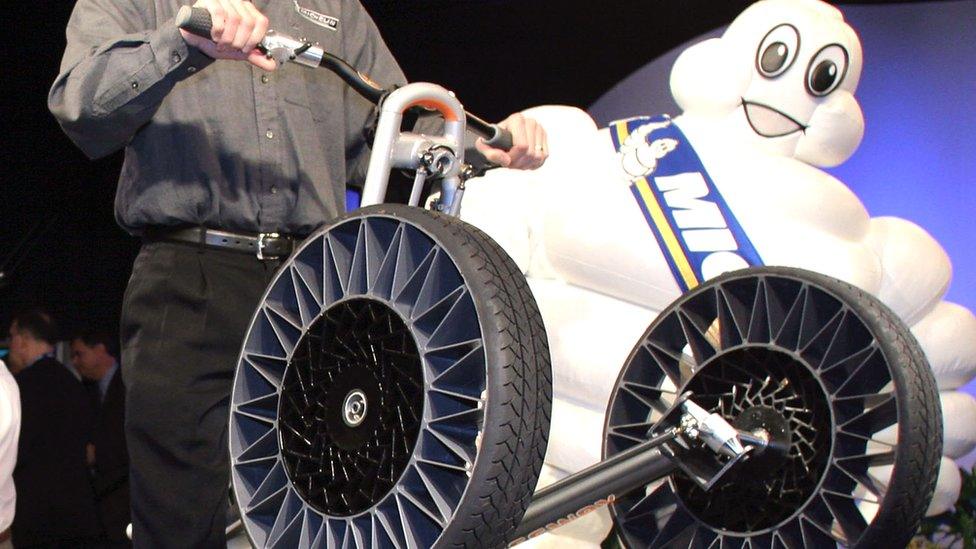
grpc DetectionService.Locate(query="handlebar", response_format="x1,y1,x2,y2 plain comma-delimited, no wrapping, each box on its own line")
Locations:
175,6,513,151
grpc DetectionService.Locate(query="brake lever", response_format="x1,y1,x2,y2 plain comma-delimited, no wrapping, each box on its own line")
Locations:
259,31,322,67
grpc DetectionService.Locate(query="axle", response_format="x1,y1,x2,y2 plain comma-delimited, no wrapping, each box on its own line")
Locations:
508,395,775,546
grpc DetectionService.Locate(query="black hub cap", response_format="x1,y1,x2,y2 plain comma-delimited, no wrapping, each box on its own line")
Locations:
674,347,832,533
279,298,424,516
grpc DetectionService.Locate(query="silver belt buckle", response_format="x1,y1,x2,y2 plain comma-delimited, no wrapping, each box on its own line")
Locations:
256,232,280,260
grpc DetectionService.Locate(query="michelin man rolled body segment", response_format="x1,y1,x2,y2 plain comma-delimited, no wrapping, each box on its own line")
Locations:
461,0,976,546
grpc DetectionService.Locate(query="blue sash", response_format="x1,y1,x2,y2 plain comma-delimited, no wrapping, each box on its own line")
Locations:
609,115,763,291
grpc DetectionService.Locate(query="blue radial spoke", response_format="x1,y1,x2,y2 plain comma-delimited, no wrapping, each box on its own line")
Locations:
819,341,877,376
345,221,368,296
649,504,699,548
268,490,304,548
397,493,445,549
292,236,325,307
745,279,770,343
623,483,678,522
716,287,747,349
799,515,840,547
321,237,345,305
243,353,288,388
236,426,280,464
717,279,759,344
413,286,465,328
839,395,897,437
621,381,676,406
246,461,289,513
829,352,890,399
423,426,475,468
349,515,373,549
298,511,322,549
430,387,482,407
687,526,718,548
370,224,404,299
426,292,480,348
376,499,409,549
833,391,894,409
234,407,276,427
832,460,887,500
642,341,685,385
822,492,867,544
763,277,803,344
677,310,717,365
289,267,318,327
429,347,486,401
237,393,279,420
262,308,299,355
798,307,844,356
412,250,465,317
363,218,399,291
393,248,437,310
326,231,355,296
391,225,436,296
773,519,805,549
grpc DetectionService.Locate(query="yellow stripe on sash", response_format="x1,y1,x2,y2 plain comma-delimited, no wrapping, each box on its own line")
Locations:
616,119,699,289
614,121,631,143
632,179,699,289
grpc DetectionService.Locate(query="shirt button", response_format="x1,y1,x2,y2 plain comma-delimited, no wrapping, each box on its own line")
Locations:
266,130,274,139
261,74,270,84
270,185,279,194
187,66,197,74
171,51,182,64
131,81,139,89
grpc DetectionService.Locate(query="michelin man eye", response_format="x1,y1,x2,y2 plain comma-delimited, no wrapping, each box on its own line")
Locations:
756,24,799,78
806,44,849,96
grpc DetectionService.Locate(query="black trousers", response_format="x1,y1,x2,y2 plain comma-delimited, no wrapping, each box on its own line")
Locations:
120,241,282,548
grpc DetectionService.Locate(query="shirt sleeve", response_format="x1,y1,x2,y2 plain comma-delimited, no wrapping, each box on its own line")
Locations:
48,0,213,159
340,0,409,185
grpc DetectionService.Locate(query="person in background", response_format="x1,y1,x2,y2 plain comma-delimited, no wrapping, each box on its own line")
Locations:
71,330,130,548
0,359,21,549
7,310,100,547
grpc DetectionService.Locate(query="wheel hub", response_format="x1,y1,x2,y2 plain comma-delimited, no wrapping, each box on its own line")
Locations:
673,346,833,533
342,389,368,427
278,297,424,516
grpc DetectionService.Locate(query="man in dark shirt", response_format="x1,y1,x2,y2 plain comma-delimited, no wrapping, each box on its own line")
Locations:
48,0,548,546
71,331,130,547
7,311,100,547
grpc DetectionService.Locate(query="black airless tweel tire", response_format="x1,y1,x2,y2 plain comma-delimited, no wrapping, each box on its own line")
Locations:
603,267,942,548
229,204,551,548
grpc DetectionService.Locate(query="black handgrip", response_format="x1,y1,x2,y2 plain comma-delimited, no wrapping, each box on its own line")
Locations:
175,6,214,39
483,126,513,151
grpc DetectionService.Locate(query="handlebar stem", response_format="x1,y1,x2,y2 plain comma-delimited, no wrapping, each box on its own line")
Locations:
360,83,467,211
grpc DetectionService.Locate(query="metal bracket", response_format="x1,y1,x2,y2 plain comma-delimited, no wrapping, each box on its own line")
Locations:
650,392,761,491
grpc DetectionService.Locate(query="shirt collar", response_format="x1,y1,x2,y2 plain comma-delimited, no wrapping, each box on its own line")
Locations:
98,360,119,400
24,352,54,370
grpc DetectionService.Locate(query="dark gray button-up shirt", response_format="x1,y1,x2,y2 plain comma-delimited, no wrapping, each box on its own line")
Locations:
49,0,408,235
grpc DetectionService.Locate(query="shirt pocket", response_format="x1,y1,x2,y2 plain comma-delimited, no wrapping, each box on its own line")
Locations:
281,2,346,123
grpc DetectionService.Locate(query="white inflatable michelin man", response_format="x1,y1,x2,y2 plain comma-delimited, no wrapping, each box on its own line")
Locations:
460,0,976,546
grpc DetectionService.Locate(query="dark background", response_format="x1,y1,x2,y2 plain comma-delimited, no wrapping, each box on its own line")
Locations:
0,0,923,336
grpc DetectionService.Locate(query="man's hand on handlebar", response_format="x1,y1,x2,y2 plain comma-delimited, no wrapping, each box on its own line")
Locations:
476,113,548,170
179,0,276,71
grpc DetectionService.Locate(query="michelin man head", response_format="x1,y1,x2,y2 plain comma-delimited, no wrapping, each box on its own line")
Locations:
670,0,864,167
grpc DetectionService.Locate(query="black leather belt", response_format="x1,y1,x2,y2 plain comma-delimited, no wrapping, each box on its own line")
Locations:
146,227,301,260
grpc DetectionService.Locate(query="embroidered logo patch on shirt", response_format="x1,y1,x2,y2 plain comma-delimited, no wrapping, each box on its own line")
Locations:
294,1,339,31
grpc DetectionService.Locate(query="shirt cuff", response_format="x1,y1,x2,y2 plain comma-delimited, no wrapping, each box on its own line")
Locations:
150,18,214,80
